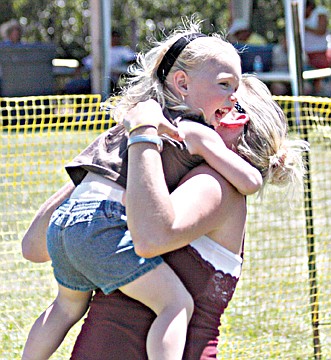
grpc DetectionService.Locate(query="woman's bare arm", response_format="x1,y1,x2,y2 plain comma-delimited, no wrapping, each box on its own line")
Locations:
22,182,75,263
125,102,246,257
127,142,246,258
306,14,328,35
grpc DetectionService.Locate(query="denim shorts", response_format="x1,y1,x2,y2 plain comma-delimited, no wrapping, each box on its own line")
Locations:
47,198,163,294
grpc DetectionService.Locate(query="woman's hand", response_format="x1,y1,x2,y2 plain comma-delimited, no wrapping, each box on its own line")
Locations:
124,100,185,141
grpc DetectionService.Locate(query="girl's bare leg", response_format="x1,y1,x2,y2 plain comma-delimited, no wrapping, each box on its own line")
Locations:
120,262,194,360
22,285,91,360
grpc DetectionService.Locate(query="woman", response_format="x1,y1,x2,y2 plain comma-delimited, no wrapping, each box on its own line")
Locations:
22,74,308,359
304,0,330,69
22,25,264,360
304,0,330,94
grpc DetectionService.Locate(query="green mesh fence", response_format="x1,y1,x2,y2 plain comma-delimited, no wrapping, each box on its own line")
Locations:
1,94,330,359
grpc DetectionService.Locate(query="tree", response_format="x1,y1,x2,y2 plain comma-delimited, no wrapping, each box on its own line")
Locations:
252,0,285,43
0,0,232,60
0,0,90,59
2,1,329,61
111,0,231,51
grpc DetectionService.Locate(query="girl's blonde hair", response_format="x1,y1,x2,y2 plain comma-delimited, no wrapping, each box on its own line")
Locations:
111,19,239,122
109,19,308,193
235,74,309,193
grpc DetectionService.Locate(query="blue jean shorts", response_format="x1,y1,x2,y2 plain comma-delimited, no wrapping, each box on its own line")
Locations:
47,198,163,294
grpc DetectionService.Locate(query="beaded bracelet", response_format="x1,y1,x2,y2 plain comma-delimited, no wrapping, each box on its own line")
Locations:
128,124,158,135
127,135,163,153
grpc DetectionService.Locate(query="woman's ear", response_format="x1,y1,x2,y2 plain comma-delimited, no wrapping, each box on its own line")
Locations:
173,70,189,96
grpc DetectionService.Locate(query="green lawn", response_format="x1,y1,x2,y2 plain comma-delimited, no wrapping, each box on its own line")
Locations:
1,124,331,359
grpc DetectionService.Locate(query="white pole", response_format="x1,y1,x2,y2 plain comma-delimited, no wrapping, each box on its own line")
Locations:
283,0,305,96
90,0,101,94
100,0,112,98
90,0,112,97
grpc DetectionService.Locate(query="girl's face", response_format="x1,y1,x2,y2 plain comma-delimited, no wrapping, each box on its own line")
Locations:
183,54,241,127
216,106,249,150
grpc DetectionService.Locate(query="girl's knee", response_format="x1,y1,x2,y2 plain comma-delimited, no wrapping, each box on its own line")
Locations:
56,287,91,321
173,288,194,321
185,293,194,321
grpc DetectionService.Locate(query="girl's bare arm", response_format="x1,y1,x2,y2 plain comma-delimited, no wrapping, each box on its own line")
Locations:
179,120,262,195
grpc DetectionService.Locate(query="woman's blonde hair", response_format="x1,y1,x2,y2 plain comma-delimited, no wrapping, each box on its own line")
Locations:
235,74,309,193
111,18,239,122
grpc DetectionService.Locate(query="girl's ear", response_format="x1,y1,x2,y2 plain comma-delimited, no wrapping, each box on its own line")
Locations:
173,70,189,96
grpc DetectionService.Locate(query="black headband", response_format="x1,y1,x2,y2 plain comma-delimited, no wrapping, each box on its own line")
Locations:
157,33,207,83
234,102,246,114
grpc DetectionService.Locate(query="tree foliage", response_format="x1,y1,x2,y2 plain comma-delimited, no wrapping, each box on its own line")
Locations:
252,0,285,42
111,0,231,52
1,0,329,61
1,0,90,59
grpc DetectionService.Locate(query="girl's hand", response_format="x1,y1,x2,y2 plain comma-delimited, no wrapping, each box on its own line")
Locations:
124,100,185,141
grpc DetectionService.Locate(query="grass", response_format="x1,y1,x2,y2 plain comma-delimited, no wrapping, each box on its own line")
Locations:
1,124,331,359
218,131,331,359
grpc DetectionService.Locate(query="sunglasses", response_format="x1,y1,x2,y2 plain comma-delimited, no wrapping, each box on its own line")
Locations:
234,102,246,114
235,102,248,134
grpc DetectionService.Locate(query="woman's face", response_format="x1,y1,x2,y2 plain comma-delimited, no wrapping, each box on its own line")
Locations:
9,27,21,43
305,4,314,18
215,106,249,150
183,54,241,128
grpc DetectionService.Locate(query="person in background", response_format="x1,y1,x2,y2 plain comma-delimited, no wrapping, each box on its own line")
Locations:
63,62,91,95
0,19,23,44
83,30,136,93
326,34,331,63
227,18,267,46
270,35,312,96
304,0,330,95
107,30,136,87
0,19,24,94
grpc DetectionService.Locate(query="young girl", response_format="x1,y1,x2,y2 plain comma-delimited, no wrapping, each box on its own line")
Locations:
22,23,263,360
124,73,309,260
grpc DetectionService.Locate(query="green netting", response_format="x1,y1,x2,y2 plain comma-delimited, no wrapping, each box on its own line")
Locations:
1,94,330,359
